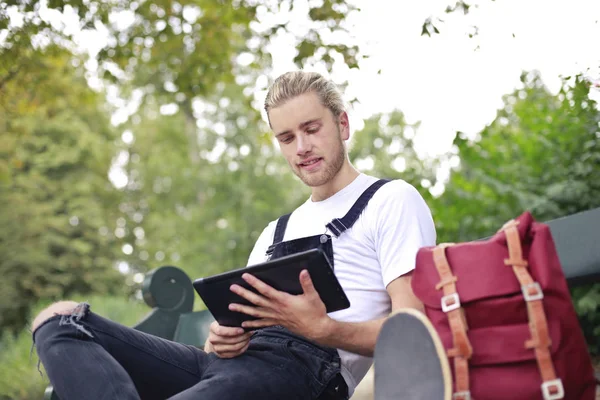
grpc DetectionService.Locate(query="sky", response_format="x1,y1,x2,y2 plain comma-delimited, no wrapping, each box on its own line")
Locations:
258,0,600,159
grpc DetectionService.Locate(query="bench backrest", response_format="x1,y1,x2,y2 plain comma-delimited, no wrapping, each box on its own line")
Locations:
546,207,600,286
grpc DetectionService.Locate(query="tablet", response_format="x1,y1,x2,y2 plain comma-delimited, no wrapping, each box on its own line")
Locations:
192,248,350,329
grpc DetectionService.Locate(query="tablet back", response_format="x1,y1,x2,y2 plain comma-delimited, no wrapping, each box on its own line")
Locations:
192,248,350,328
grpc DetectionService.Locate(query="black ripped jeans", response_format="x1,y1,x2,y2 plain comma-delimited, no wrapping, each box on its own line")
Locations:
33,303,347,400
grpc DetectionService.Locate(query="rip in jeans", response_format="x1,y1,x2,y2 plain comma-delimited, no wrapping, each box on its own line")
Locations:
31,302,93,376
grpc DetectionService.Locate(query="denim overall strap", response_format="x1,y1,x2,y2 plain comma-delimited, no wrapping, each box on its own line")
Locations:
273,213,291,244
265,213,291,257
325,179,390,238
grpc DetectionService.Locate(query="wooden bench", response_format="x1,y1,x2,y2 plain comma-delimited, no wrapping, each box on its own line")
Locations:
43,207,600,400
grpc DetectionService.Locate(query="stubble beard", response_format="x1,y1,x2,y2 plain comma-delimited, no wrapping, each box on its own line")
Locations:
294,136,346,188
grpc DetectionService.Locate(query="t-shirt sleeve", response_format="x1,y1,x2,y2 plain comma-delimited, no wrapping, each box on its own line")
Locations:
371,180,437,287
246,220,276,267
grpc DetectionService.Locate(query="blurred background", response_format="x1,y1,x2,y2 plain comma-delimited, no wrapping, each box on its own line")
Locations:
1,0,599,398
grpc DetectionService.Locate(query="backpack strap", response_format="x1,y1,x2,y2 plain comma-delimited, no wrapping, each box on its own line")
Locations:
325,179,390,238
502,221,564,400
432,243,473,400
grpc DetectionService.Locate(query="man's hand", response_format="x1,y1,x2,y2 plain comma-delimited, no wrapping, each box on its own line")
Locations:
205,321,253,358
228,270,333,341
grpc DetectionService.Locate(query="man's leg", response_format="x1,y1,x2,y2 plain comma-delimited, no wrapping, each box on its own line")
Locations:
32,301,213,400
168,334,344,400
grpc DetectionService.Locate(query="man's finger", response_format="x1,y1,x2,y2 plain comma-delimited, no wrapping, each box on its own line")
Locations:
242,273,282,300
218,342,250,359
241,318,277,329
230,284,269,307
211,322,245,337
213,338,250,354
229,303,272,319
299,270,317,295
209,331,252,345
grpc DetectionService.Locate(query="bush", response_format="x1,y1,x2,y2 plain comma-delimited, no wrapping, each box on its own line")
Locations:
572,284,600,356
0,295,149,400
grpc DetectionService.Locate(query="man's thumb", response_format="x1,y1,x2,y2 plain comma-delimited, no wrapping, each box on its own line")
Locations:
299,270,316,294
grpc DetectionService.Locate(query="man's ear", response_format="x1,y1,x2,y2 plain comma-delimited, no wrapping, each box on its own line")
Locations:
338,111,350,140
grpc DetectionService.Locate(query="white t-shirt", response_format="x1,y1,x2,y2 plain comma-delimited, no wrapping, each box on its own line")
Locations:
246,173,436,396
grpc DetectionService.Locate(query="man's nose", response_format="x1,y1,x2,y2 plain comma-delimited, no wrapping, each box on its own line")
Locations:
296,134,311,155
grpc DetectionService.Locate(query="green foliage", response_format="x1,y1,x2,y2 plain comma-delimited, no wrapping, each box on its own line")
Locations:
0,0,363,333
0,294,149,400
421,1,490,39
348,110,439,199
357,71,600,353
114,84,310,290
573,284,600,354
348,72,600,238
0,331,45,400
434,72,600,352
344,71,600,251
0,45,125,333
2,0,361,107
432,72,600,242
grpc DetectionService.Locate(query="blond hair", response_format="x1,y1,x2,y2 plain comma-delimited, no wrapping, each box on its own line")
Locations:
264,71,345,122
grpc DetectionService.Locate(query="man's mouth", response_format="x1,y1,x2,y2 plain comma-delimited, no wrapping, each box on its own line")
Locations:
298,158,323,170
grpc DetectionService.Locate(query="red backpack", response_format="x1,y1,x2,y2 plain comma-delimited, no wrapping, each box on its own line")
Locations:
411,211,596,400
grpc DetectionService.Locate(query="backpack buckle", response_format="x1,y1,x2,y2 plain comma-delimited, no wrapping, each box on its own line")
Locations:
452,391,471,400
441,293,461,312
522,282,544,302
541,379,564,400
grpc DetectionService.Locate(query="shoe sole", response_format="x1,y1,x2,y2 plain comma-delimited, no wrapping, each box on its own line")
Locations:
374,308,452,400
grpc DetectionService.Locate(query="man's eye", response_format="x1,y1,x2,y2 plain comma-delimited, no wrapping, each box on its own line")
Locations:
280,136,293,144
306,127,319,134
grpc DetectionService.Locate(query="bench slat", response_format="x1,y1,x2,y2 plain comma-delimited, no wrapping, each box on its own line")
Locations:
547,207,600,285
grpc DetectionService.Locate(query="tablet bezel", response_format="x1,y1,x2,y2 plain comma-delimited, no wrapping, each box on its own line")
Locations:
192,248,350,329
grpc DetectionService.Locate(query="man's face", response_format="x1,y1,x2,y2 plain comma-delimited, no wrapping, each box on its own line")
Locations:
268,92,349,188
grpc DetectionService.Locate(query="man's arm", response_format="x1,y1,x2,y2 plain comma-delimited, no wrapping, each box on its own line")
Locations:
311,180,434,356
231,181,434,356
311,273,423,357
230,271,423,358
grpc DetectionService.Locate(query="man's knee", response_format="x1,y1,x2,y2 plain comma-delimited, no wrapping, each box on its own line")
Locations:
32,300,80,333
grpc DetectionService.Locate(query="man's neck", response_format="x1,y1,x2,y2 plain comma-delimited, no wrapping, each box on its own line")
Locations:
311,162,360,202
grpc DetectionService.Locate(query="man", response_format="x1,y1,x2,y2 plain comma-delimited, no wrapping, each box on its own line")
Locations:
31,71,437,400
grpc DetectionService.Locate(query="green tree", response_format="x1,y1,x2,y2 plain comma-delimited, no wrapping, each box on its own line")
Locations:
431,72,600,242
2,0,362,178
348,110,440,200
432,72,600,352
0,45,125,332
359,71,600,352
113,82,309,288
1,0,366,320
353,72,600,257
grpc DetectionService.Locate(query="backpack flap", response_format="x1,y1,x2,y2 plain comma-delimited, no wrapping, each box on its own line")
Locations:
412,211,567,315
412,214,525,306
